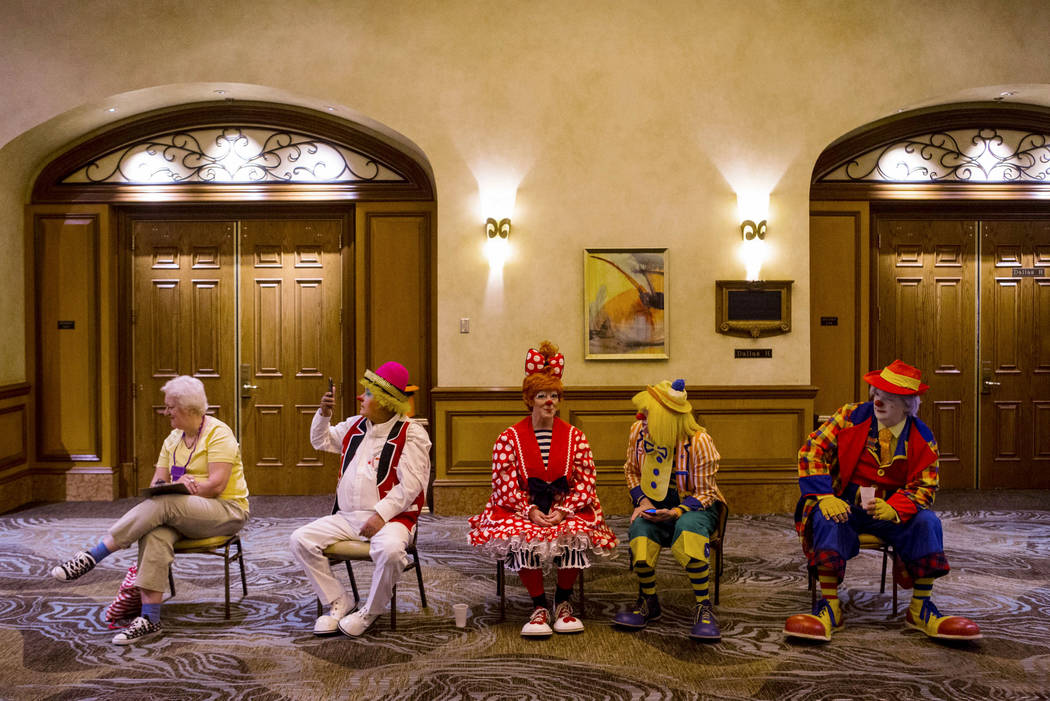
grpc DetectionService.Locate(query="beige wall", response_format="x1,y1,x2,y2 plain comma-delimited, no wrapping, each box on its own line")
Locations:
2,0,1050,389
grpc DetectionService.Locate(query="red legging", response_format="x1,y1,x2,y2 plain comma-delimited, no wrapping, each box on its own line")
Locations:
518,567,579,596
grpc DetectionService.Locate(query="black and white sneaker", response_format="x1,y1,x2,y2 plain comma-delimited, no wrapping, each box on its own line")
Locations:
112,616,162,645
51,551,97,581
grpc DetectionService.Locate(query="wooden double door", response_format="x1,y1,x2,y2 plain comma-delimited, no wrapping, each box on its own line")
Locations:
131,216,345,494
876,217,1050,488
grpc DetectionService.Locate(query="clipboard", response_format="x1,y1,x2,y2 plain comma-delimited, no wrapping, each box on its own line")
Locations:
139,482,191,497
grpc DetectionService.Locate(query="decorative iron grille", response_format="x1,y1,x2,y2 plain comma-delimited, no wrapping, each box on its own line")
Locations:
821,128,1050,183
61,127,407,185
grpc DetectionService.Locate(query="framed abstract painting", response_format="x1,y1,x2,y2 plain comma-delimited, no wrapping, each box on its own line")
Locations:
584,247,668,359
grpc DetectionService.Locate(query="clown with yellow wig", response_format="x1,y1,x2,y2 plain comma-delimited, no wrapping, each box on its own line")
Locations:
613,379,726,641
290,361,431,638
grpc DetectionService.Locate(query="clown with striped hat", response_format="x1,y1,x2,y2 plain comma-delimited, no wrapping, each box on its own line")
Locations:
784,360,981,643
613,378,727,642
290,360,431,639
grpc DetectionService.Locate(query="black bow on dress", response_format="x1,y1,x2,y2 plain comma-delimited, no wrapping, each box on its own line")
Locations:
527,476,570,514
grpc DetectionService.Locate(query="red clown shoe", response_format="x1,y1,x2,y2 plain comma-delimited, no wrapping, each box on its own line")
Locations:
784,598,843,642
906,599,981,640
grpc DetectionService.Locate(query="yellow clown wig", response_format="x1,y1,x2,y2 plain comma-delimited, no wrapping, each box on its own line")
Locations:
632,379,703,447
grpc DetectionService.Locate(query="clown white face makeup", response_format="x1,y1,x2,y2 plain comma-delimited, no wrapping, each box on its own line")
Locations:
531,390,559,429
872,388,908,427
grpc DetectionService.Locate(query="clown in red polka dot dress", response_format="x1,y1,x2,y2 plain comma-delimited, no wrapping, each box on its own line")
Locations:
468,341,617,637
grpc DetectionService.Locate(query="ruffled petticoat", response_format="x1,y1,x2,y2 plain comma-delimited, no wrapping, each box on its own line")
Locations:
468,511,617,573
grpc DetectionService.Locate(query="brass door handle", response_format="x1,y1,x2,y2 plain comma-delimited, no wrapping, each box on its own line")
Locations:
981,376,1001,395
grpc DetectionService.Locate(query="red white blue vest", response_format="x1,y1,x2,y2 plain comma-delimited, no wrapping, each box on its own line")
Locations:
339,416,424,529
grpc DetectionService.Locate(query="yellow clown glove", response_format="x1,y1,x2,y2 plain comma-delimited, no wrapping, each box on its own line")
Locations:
817,494,851,520
868,497,899,522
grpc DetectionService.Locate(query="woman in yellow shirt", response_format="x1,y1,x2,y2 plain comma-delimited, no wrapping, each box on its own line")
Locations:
51,375,249,645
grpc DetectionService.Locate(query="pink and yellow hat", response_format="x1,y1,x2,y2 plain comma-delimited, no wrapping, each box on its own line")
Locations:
360,361,415,415
864,359,929,396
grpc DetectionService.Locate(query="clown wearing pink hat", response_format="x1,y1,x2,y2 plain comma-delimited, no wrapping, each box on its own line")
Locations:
784,360,980,643
290,361,431,638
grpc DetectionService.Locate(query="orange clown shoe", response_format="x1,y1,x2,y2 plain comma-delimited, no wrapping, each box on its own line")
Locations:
783,598,843,642
905,599,981,641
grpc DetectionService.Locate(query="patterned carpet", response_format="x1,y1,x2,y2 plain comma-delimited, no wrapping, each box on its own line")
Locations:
2,496,1049,700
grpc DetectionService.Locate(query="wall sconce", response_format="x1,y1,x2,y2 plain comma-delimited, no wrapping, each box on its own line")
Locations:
738,218,768,281
740,219,767,240
484,217,512,269
486,217,511,240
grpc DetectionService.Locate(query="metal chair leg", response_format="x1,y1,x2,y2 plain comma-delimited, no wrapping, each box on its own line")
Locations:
714,544,722,605
345,562,361,608
880,547,889,593
497,561,505,622
390,583,397,630
413,554,427,609
237,539,247,596
223,542,232,620
890,551,899,618
577,569,585,617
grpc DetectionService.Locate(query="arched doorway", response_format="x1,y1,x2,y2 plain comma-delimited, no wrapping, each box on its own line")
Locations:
810,103,1050,489
29,101,436,496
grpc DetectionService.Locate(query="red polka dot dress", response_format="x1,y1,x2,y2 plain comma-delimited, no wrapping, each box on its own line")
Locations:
468,416,618,570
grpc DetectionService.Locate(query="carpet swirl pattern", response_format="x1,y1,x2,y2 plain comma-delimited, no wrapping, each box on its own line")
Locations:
1,498,1048,700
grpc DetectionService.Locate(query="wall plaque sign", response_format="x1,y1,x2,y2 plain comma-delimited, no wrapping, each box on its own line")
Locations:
715,280,793,338
735,348,772,358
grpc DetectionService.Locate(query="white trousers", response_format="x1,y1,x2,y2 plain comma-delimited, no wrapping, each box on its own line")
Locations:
289,514,412,615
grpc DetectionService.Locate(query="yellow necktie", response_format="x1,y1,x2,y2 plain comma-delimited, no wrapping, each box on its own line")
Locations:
878,428,894,464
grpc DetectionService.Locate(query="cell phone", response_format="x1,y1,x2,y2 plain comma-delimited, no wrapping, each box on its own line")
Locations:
328,377,335,394
644,508,658,514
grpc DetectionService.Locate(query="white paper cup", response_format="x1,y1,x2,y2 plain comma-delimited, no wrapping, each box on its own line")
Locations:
453,603,469,628
860,486,876,509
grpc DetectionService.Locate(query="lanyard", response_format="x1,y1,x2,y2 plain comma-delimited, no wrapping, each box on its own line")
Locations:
170,416,206,481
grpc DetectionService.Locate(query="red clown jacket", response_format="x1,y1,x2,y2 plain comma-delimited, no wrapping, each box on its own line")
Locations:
794,401,939,546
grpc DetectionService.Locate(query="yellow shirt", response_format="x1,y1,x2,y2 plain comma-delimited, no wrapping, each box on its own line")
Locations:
156,417,250,512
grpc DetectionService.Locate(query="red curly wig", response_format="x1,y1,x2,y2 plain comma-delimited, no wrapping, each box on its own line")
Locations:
522,340,564,409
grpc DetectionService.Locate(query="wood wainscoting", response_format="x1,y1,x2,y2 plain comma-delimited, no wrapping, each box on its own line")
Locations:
0,383,31,513
432,385,817,515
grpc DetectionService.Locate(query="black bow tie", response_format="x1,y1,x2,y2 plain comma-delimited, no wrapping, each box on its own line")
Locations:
527,476,570,514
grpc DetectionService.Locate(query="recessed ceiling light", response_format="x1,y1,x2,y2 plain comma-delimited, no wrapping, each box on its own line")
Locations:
325,106,336,111
214,89,227,95
106,107,117,113
999,90,1016,97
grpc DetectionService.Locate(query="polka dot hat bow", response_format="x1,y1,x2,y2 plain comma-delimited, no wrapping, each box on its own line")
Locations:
525,348,565,377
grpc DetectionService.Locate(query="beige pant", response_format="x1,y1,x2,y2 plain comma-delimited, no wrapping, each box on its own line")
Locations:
108,494,248,593
289,514,411,615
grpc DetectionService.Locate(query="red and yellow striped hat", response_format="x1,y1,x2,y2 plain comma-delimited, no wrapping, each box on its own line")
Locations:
863,359,929,396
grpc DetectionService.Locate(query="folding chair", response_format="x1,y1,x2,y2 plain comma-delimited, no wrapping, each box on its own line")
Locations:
167,534,247,619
